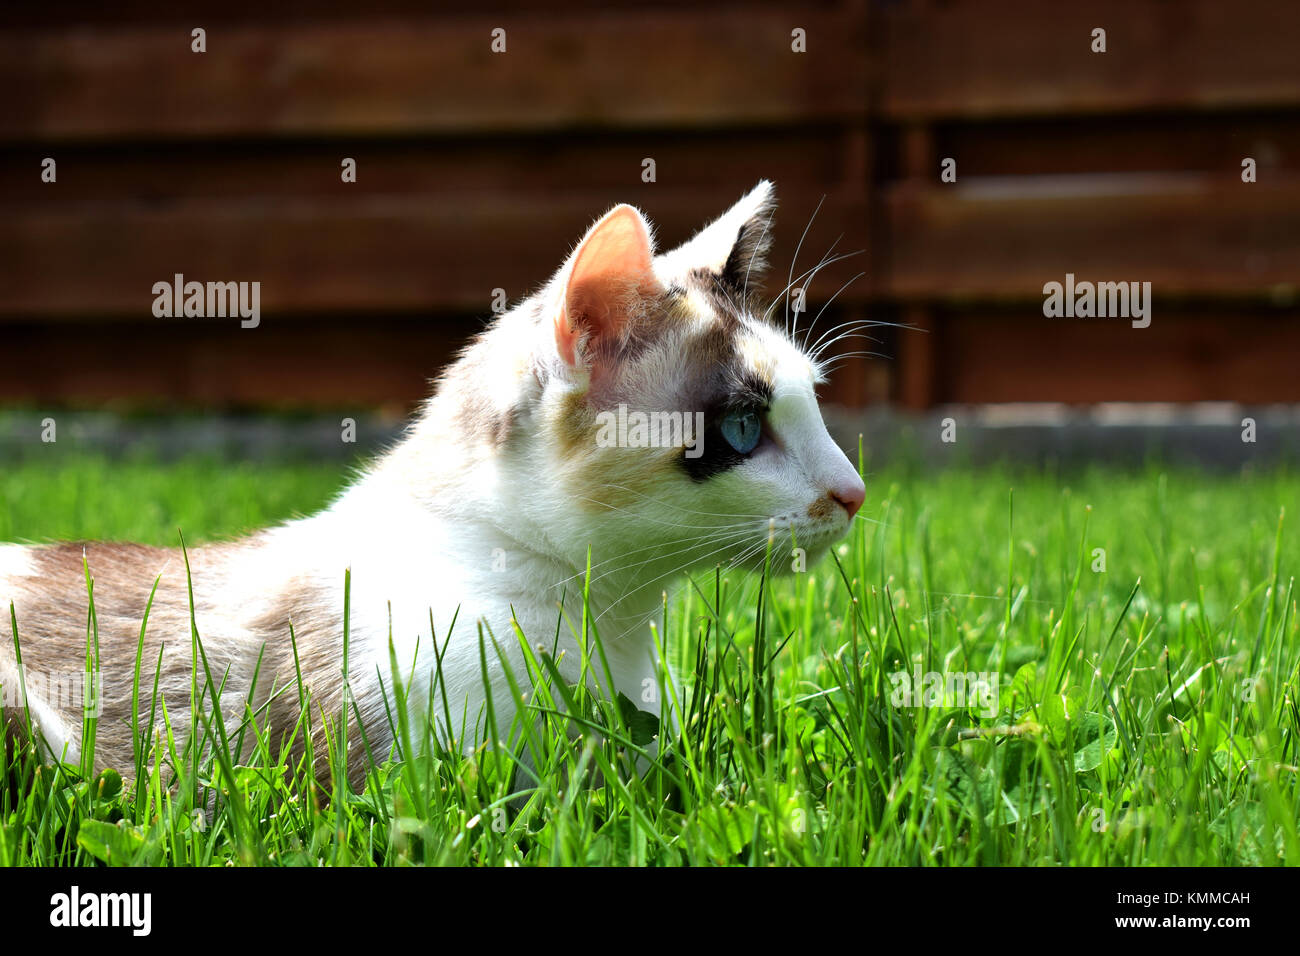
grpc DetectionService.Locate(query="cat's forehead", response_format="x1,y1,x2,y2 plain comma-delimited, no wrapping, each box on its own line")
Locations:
663,275,818,399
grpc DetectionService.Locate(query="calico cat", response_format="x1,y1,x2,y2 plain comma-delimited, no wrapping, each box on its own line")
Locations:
0,181,865,786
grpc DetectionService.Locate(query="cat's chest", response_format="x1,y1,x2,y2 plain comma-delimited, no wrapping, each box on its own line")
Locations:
286,491,663,720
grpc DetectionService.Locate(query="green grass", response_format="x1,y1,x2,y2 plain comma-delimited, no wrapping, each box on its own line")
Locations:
3,453,1298,866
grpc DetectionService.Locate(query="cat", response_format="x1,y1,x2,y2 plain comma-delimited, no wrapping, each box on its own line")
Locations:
0,181,866,788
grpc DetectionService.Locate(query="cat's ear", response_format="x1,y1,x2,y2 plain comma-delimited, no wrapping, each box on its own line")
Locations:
553,203,662,367
658,180,776,293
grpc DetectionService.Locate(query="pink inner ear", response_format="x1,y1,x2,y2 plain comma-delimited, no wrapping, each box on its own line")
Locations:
555,205,661,367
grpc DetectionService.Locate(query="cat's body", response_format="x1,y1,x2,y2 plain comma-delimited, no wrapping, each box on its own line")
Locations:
1,182,865,785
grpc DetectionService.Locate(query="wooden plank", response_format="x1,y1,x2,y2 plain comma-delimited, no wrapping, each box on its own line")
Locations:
8,172,1295,317
939,310,1300,404
0,10,867,143
884,0,1300,120
896,306,936,410
884,175,1300,300
0,190,870,318
0,318,464,408
10,308,1298,409
0,306,886,410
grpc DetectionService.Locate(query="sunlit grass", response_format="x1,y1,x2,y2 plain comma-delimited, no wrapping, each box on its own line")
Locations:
3,453,1297,865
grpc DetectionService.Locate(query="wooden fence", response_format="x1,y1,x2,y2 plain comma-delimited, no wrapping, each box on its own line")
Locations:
1,0,1297,410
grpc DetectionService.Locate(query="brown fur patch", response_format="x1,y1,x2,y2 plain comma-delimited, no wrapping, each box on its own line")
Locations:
580,446,680,514
444,348,516,450
555,387,597,456
252,578,378,787
2,541,376,791
807,494,836,520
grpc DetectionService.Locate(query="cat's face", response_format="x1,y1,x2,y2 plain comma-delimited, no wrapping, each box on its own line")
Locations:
531,181,865,581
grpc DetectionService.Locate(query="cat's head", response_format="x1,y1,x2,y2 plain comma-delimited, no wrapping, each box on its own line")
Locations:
509,182,865,581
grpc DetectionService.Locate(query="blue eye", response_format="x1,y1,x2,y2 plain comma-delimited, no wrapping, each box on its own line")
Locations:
720,409,762,454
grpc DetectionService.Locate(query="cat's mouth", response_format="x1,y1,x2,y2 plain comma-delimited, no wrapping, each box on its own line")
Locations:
725,511,854,574
769,508,853,538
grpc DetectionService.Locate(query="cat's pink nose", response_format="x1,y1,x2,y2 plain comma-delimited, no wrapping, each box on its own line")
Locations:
831,478,866,520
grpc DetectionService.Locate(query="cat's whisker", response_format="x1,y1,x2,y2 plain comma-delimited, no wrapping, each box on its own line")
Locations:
817,351,893,375
547,528,755,590
589,526,785,627
761,248,862,323
806,318,922,364
784,194,825,338
763,249,864,329
591,515,836,631
798,270,865,354
569,494,764,530
551,526,760,593
809,332,884,370
585,482,776,521
793,232,844,344
805,316,888,361
819,350,893,367
851,511,886,527
661,543,781,627
599,526,766,594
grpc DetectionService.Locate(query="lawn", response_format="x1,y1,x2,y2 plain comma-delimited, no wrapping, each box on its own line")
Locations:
2,453,1297,866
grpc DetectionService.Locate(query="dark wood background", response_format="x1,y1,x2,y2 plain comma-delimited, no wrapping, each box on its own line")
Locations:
1,0,1297,412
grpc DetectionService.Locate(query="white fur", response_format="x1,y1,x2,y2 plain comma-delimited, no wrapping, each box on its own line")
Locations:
655,180,774,280
246,185,860,753
3,185,864,772
0,545,81,761
0,543,34,587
